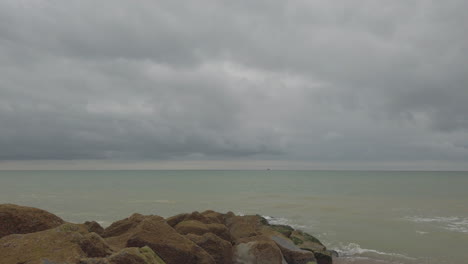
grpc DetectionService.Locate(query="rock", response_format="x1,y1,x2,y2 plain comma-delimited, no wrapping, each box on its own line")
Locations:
105,215,215,264
226,215,265,242
233,240,285,264
109,246,166,264
0,223,111,264
79,232,113,257
268,225,295,237
0,204,64,238
271,235,317,264
186,233,233,264
288,231,332,264
312,251,333,264
103,213,147,238
289,231,325,251
166,213,189,227
167,211,223,228
175,220,210,235
85,221,105,236
201,210,225,224
80,246,166,264
175,220,231,241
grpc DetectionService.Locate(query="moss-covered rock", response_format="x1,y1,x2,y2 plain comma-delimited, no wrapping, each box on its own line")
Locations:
0,223,111,264
80,246,166,264
0,204,64,238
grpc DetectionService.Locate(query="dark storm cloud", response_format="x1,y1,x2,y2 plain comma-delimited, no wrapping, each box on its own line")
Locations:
0,0,467,166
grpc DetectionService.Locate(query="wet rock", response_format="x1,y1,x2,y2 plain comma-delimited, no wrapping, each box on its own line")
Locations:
233,240,285,264
268,225,295,237
0,204,64,238
271,235,317,264
312,250,333,264
288,231,333,264
186,233,233,264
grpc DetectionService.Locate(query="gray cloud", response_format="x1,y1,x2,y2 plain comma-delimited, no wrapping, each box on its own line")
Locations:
0,0,467,168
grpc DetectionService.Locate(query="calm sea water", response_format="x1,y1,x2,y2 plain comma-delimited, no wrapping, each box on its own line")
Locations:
0,170,467,264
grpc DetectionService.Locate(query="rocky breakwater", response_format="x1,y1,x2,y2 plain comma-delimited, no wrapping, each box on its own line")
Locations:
0,204,336,264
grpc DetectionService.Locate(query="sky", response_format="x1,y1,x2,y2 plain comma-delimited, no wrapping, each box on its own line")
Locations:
0,0,467,170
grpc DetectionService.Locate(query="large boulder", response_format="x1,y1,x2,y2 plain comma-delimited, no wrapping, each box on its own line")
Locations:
0,223,112,264
186,233,233,264
175,220,231,241
271,236,317,264
289,231,332,264
166,211,223,227
84,221,105,236
80,246,166,264
226,215,265,242
233,240,285,264
105,215,215,264
103,213,147,238
0,204,64,238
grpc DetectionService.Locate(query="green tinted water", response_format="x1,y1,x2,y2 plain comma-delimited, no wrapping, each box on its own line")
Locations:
0,170,467,264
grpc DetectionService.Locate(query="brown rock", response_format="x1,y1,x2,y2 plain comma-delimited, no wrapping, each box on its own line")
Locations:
175,220,210,235
85,221,105,236
0,203,64,238
80,246,166,264
233,240,285,264
79,232,113,257
167,211,223,227
271,235,316,264
0,223,111,264
109,246,166,264
103,213,147,238
226,215,264,242
175,220,231,241
166,213,188,227
289,230,332,264
186,233,233,264
105,215,215,264
201,210,225,224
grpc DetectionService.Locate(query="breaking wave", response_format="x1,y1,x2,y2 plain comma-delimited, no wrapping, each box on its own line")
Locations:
404,216,468,233
335,243,414,260
262,215,307,230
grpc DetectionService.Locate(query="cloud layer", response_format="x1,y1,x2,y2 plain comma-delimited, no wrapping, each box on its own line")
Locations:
1,0,467,168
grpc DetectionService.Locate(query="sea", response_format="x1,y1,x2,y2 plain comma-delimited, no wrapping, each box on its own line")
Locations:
0,170,467,264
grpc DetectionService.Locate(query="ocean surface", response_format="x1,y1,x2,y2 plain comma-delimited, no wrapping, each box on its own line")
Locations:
0,170,467,264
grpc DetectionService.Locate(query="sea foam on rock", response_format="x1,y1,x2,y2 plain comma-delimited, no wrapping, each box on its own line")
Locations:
0,204,335,264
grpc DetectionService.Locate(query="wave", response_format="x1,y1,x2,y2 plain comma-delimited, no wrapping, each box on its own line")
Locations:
334,243,415,260
262,215,307,230
404,216,468,233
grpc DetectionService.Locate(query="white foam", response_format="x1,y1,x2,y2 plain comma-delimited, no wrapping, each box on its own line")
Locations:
415,230,428,235
262,215,307,230
405,216,468,233
334,243,414,260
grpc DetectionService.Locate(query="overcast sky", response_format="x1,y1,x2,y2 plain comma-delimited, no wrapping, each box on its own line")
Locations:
1,0,467,170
